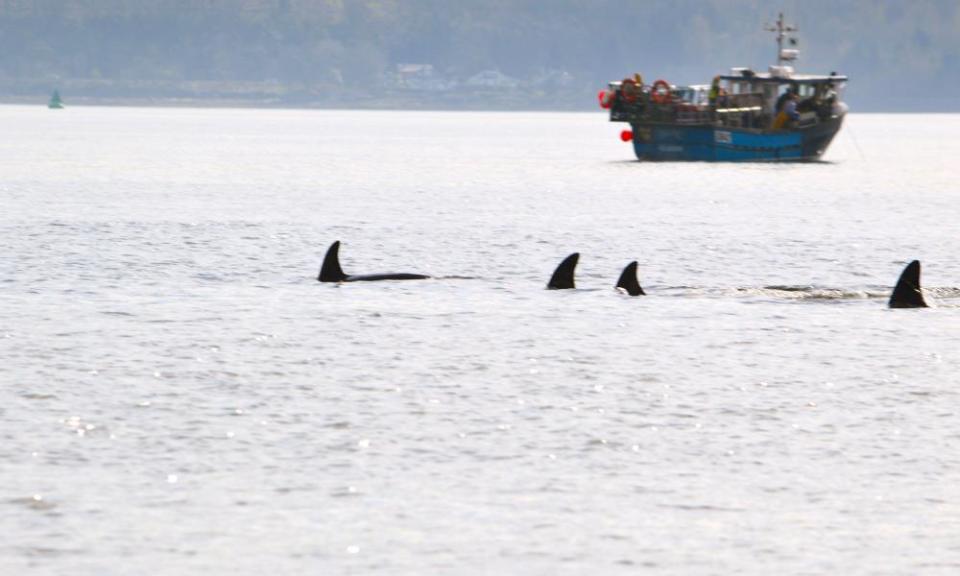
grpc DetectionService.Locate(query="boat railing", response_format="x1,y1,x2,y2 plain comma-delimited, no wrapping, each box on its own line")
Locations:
715,106,766,129
675,105,712,125
610,85,796,130
610,96,645,122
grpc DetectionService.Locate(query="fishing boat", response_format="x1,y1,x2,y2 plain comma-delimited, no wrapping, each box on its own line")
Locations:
48,90,64,109
599,14,848,161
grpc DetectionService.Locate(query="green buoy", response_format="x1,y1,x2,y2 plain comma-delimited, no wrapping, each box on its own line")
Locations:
48,90,64,109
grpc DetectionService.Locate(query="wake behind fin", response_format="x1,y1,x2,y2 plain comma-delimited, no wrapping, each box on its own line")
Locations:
889,260,928,308
616,261,645,296
547,253,579,289
318,240,347,282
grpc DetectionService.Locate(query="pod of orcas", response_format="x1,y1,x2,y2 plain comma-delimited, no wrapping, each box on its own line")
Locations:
318,241,930,309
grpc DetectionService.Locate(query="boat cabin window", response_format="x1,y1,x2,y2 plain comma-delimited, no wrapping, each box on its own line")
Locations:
776,82,818,98
673,85,709,106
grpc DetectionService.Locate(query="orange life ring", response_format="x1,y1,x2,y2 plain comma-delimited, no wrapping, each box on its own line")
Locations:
651,79,671,104
620,78,639,103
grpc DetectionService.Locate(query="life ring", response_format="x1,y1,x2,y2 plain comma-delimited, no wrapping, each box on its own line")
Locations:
651,79,672,104
620,78,639,103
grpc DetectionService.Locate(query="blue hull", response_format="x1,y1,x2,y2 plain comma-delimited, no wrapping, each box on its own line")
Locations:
630,117,843,162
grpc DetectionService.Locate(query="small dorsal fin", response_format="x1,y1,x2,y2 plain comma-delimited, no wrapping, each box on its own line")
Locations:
318,241,347,282
616,261,645,296
547,253,579,289
889,260,928,308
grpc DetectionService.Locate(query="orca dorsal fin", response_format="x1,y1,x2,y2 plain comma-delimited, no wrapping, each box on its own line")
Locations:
547,253,579,289
616,261,646,296
318,241,347,282
889,260,928,308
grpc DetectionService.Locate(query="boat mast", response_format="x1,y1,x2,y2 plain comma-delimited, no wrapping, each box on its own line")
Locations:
765,12,797,66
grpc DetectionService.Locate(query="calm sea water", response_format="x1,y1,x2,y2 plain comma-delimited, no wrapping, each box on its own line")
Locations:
1,106,959,575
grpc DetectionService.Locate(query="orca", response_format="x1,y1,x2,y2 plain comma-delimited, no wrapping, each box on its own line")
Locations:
616,261,646,296
318,241,429,283
888,260,928,308
547,253,578,289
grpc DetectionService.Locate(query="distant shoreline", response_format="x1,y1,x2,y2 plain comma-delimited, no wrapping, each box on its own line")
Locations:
2,94,957,114
0,95,587,112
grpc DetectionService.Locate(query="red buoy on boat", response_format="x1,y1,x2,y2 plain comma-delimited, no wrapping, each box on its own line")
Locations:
620,130,633,142
598,89,613,109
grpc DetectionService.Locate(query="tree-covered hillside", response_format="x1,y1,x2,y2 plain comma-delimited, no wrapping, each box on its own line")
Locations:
1,0,957,110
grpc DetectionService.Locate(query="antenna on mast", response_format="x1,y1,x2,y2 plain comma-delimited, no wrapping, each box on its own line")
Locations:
765,12,798,66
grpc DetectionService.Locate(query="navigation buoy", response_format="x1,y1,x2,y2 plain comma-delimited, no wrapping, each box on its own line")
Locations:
620,130,633,142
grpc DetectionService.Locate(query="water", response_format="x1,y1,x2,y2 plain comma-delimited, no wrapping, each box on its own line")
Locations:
1,106,959,575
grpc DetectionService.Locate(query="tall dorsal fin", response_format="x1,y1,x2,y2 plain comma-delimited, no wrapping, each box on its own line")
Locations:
547,253,579,289
889,260,928,308
616,261,645,296
318,241,347,282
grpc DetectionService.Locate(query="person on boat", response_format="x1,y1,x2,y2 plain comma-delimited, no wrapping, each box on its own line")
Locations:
775,84,798,113
785,93,800,120
772,92,800,130
823,82,837,105
708,76,721,106
798,87,819,113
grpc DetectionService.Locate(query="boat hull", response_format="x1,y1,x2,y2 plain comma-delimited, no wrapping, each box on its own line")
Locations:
629,116,844,162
